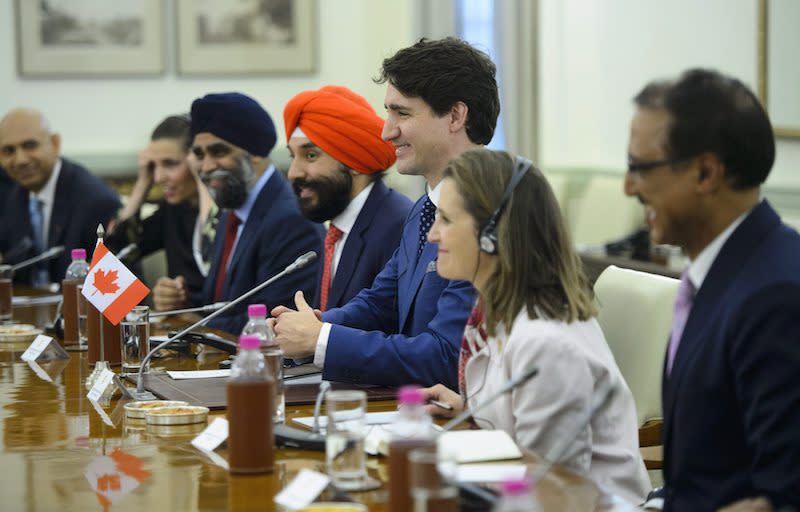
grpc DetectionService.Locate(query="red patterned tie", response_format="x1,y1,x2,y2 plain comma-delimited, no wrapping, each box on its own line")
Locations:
458,301,487,395
319,224,344,311
213,213,241,302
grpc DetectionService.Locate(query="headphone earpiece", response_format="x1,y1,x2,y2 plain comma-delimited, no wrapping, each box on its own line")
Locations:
478,156,534,255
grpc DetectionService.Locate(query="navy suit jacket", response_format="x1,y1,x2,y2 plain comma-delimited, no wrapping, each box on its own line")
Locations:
662,201,800,511
0,158,121,284
318,181,412,310
200,171,323,334
321,193,475,389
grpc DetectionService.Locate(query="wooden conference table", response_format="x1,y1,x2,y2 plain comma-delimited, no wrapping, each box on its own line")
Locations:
0,288,602,511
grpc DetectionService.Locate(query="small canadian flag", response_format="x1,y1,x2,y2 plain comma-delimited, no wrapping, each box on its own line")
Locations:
81,240,150,325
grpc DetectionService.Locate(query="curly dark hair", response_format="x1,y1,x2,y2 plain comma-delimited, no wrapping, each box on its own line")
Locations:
375,37,500,145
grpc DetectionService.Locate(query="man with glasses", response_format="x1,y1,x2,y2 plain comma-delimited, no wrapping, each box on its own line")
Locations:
153,92,322,334
625,69,800,511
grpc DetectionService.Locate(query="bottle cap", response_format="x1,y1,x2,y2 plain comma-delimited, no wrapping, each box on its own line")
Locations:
71,248,86,260
247,304,267,317
239,335,261,350
397,385,425,405
500,478,532,496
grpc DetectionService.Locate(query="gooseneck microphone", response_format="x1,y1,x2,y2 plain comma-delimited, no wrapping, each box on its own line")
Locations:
2,236,33,264
115,243,138,262
11,245,65,273
131,250,318,399
149,302,229,318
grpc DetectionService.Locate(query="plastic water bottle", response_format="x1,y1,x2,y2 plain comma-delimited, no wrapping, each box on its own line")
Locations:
388,386,437,512
63,249,90,345
241,304,284,423
493,478,542,512
227,335,275,474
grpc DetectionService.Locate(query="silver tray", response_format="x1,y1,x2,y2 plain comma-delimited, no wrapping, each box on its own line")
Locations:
146,422,207,437
144,405,209,425
124,400,188,419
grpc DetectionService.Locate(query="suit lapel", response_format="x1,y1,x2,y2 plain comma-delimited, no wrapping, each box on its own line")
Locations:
328,183,387,307
662,201,780,437
398,196,430,331
48,163,71,247
203,210,228,300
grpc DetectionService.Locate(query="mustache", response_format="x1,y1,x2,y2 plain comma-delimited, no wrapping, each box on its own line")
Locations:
292,178,324,195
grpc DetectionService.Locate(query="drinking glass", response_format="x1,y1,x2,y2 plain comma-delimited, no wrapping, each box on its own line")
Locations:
0,265,13,323
325,390,367,490
409,448,459,512
76,284,88,347
120,306,149,371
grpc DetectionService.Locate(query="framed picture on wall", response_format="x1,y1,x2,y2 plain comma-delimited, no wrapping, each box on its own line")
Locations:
176,0,316,75
15,0,164,77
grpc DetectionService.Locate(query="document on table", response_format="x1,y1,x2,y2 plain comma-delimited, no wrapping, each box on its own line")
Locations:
167,370,230,379
438,430,523,463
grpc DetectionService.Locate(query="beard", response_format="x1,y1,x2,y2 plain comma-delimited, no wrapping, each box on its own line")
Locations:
202,155,255,210
292,165,353,223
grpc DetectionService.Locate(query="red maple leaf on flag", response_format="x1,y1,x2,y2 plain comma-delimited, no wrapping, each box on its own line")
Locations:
93,269,120,295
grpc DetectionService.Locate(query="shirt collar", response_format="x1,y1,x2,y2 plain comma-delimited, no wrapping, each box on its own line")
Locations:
30,158,61,207
233,163,275,224
687,204,755,290
331,181,374,234
426,180,443,208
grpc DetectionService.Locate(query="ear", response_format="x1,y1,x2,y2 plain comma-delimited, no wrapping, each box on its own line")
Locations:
448,101,469,133
50,132,61,153
695,152,725,193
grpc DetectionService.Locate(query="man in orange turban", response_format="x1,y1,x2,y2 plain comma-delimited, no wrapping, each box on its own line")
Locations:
283,85,412,311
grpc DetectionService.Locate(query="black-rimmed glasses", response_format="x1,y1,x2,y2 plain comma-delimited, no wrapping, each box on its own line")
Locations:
627,155,695,173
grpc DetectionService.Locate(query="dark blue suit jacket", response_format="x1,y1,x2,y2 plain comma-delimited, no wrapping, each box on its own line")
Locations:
0,158,121,284
318,181,412,310
321,193,475,389
200,171,323,334
662,201,800,511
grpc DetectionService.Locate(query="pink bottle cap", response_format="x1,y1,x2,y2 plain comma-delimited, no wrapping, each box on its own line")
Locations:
71,248,86,260
248,304,267,317
239,335,261,350
397,386,425,405
501,478,532,496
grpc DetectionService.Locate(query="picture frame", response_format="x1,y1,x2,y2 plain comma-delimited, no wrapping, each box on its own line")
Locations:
176,0,316,75
15,0,164,77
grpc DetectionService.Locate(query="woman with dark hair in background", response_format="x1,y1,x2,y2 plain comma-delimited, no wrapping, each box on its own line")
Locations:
107,114,217,308
421,149,650,504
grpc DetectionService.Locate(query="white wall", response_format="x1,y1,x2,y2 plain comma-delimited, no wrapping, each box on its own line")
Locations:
539,0,800,190
0,0,414,156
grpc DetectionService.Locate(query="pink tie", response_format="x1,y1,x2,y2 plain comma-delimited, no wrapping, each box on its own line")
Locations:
667,271,695,375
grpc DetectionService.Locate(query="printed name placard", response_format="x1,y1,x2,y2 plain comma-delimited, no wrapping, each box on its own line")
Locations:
274,469,330,509
87,367,116,402
191,418,229,452
21,335,68,362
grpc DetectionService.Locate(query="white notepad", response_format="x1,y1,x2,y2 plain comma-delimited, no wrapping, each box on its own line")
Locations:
438,430,523,463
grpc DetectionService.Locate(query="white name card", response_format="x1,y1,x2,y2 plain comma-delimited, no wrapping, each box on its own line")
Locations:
274,469,330,510
87,368,116,402
192,417,229,452
21,335,55,361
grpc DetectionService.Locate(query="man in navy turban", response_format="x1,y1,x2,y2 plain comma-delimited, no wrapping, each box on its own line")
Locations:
153,92,322,334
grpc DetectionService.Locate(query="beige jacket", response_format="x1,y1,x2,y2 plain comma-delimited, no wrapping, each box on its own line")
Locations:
464,309,650,504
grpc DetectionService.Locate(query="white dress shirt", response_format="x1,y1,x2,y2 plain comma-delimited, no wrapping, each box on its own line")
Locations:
686,206,753,291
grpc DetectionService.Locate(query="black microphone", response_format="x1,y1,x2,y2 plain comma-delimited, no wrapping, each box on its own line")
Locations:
274,381,330,451
11,245,65,273
149,302,228,317
115,243,139,262
131,250,318,399
2,236,33,263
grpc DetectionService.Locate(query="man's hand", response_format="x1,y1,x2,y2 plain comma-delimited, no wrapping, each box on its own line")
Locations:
273,291,323,358
153,276,187,311
420,384,463,418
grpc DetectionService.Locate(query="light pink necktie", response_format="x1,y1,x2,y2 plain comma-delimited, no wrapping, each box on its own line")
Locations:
667,271,696,375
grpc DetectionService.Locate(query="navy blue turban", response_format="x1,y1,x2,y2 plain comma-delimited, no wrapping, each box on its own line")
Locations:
190,92,276,157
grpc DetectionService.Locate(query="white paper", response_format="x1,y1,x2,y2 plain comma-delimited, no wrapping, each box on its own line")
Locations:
89,397,115,427
273,468,330,510
167,369,230,380
456,463,527,483
293,411,399,431
191,417,229,452
87,368,116,402
438,430,523,463
21,334,53,361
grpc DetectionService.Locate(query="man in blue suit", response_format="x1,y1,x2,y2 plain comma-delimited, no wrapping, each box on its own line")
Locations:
0,108,121,285
625,69,800,511
283,85,412,311
153,93,322,334
273,38,500,389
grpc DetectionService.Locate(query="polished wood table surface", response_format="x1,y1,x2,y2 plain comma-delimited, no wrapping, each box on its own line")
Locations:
1,290,603,511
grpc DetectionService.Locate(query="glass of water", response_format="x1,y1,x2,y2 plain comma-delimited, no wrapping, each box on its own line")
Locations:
120,305,149,371
0,265,12,323
325,390,367,490
75,284,88,347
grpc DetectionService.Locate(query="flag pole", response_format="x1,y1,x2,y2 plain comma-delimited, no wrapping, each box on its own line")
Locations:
97,224,106,365
85,224,111,393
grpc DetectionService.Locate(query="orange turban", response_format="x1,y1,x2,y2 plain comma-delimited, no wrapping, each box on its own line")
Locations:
283,86,396,174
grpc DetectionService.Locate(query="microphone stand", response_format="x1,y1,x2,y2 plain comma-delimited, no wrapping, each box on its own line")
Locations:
11,245,65,272
130,251,317,400
149,302,228,318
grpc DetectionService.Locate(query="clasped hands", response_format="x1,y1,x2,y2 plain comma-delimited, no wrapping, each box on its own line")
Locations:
271,291,323,358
